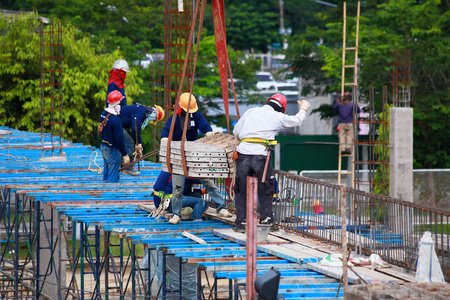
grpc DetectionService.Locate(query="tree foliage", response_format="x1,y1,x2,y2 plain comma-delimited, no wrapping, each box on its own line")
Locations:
287,0,450,168
0,13,142,146
25,0,165,61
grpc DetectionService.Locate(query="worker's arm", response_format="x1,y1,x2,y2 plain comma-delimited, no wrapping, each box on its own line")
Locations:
195,112,213,134
232,117,243,140
277,100,310,128
160,115,174,138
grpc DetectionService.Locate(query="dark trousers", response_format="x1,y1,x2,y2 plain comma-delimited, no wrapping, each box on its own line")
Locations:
234,153,274,229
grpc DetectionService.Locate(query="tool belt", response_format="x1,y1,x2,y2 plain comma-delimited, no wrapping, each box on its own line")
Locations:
233,138,276,161
240,138,277,146
101,140,113,147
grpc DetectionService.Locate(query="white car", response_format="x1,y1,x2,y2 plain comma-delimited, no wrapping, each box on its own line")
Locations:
256,71,278,91
276,82,298,92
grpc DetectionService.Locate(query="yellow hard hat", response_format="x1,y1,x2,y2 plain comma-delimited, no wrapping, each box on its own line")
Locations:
179,93,198,113
153,105,165,125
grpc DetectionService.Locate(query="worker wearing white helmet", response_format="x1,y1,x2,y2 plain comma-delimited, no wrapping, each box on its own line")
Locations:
105,59,130,107
232,94,311,233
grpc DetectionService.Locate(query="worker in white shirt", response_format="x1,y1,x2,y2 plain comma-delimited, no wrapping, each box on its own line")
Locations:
232,94,310,233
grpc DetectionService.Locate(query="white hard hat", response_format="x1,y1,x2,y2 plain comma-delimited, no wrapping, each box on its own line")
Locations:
112,59,130,72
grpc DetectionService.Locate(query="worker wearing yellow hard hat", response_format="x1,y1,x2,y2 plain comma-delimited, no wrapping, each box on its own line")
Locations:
120,103,165,175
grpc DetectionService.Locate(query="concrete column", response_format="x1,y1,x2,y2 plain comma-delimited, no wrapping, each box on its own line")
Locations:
389,107,413,202
39,204,66,300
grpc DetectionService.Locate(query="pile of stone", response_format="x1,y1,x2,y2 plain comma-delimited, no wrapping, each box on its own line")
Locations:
159,132,239,178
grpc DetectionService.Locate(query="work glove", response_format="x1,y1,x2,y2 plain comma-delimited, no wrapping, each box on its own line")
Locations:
200,188,207,195
122,155,130,166
135,143,143,157
205,131,215,137
298,100,311,111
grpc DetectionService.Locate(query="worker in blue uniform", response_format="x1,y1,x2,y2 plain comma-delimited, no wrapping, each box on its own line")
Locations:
153,171,208,221
120,104,164,175
100,90,130,183
161,93,233,225
105,59,130,107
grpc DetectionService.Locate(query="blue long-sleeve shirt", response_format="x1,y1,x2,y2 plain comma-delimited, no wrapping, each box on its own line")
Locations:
153,171,201,208
105,82,127,107
161,112,212,141
333,102,361,123
100,111,127,156
121,104,147,144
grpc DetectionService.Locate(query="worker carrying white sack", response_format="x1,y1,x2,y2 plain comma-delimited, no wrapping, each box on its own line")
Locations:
232,93,310,233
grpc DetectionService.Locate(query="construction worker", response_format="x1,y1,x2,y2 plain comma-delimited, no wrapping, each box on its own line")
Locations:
333,92,361,154
232,94,311,233
100,91,130,183
153,171,208,221
105,59,130,107
120,104,164,175
161,93,232,225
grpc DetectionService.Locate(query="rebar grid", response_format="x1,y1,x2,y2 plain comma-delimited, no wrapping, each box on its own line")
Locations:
393,49,411,107
151,58,164,161
354,85,389,195
39,21,64,158
164,0,194,119
274,170,450,280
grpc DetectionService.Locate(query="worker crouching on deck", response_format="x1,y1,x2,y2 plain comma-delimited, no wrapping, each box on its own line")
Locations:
232,94,311,233
100,91,130,183
120,104,164,176
153,171,208,221
161,93,232,225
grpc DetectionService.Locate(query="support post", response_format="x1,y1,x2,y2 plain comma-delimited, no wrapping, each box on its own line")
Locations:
340,186,348,297
246,176,257,299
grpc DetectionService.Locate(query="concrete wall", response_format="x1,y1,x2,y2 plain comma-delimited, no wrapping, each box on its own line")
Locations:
389,107,413,202
298,95,334,135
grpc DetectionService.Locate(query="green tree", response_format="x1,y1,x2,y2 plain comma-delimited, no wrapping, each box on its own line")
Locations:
0,13,143,146
26,0,165,61
287,0,450,168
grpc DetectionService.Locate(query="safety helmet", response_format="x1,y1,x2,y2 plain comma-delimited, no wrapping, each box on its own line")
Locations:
267,93,287,113
179,93,198,113
112,59,130,72
153,105,165,123
107,90,125,104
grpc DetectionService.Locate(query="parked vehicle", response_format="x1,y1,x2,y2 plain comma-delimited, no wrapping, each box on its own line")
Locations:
276,82,298,92
256,71,278,91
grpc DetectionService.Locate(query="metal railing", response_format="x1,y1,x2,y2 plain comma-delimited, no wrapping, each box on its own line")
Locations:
300,169,450,211
274,170,450,281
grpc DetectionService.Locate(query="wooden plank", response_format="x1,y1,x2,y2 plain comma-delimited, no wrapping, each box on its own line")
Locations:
160,157,230,168
162,165,231,178
164,140,226,152
213,229,288,246
160,148,226,157
160,154,229,163
305,262,403,284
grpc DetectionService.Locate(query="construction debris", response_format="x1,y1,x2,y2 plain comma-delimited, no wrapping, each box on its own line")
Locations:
159,132,239,178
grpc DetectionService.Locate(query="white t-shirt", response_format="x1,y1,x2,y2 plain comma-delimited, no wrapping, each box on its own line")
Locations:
233,105,306,155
